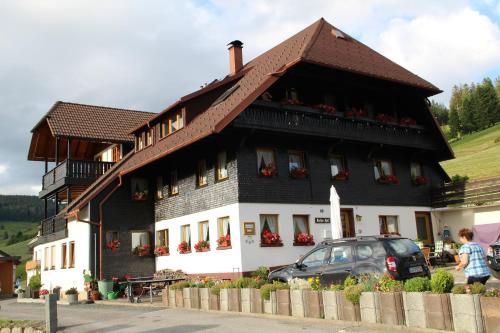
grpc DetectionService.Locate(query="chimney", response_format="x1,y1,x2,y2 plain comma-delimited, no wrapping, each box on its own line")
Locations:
227,40,243,75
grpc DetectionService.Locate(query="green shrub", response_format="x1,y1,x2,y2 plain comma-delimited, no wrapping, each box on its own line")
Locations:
469,282,486,294
28,274,42,291
377,274,403,292
343,276,357,288
484,288,500,297
65,287,78,295
251,266,269,281
232,277,256,289
430,269,454,294
260,281,289,300
358,274,379,292
404,277,431,292
210,281,232,295
344,284,364,304
170,281,192,290
452,285,466,294
328,284,344,291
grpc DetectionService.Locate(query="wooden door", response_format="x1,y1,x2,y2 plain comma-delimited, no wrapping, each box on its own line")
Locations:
340,209,355,238
415,212,434,245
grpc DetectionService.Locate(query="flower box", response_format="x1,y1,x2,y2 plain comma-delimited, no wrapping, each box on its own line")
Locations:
333,170,350,181
177,241,191,254
345,109,368,119
133,244,151,257
241,288,252,313
263,291,278,314
194,240,210,253
290,167,308,179
294,233,315,246
303,290,323,319
360,291,381,323
377,175,400,185
209,292,220,311
260,165,277,177
322,290,341,320
450,294,484,333
154,246,169,256
168,289,176,308
106,240,121,252
423,293,453,331
291,290,305,318
162,287,169,306
480,296,500,333
175,290,184,308
199,288,210,311
251,288,263,313
402,292,426,328
217,235,231,248
261,230,283,247
220,289,229,311
314,103,336,114
375,113,397,124
379,292,405,326
412,176,429,186
228,288,241,312
276,289,291,316
338,291,361,322
399,117,417,126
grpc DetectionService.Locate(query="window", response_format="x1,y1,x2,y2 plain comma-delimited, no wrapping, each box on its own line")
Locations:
197,160,208,187
199,221,209,242
136,132,145,151
156,229,169,247
301,247,328,268
216,151,228,181
356,242,386,261
169,170,179,196
69,241,75,268
156,176,164,200
329,155,346,177
260,214,279,239
374,159,394,179
293,215,310,236
329,245,353,264
288,151,305,173
50,245,56,270
257,148,277,176
181,225,191,247
379,216,399,235
145,128,153,146
106,231,119,243
160,121,167,138
167,110,184,135
131,178,148,201
61,243,67,269
411,162,423,178
217,217,230,238
44,247,49,270
131,231,150,250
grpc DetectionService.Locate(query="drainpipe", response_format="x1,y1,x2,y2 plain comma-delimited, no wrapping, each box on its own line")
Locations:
98,175,123,280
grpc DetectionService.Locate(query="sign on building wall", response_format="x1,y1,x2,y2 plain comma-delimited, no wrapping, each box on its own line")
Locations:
243,222,256,235
314,217,331,224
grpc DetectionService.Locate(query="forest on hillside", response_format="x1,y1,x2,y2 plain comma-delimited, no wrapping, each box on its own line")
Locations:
0,195,43,221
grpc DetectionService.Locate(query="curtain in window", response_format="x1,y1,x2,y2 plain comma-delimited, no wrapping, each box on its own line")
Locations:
411,163,422,178
198,160,207,185
289,153,303,171
157,230,166,246
330,157,343,176
386,216,398,233
186,227,191,246
201,222,209,241
260,215,278,234
293,215,308,235
219,217,230,236
132,232,149,249
257,149,274,171
218,151,228,179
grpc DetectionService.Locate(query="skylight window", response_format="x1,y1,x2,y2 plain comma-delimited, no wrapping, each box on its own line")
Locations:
211,84,240,107
332,28,346,39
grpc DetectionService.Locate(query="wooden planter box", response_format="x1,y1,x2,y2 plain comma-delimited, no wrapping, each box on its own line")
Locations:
450,294,484,333
200,288,210,311
379,292,405,326
190,287,200,309
241,289,251,313
480,297,500,333
209,292,220,311
322,290,341,320
219,289,229,312
303,290,323,319
175,290,184,308
276,289,291,316
263,291,277,314
168,289,176,308
360,292,380,323
338,291,360,322
228,288,241,312
423,293,453,331
291,290,305,318
162,287,169,306
183,288,192,308
251,288,263,314
402,292,426,329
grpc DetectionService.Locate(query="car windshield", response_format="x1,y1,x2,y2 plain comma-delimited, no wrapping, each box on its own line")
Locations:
386,239,420,256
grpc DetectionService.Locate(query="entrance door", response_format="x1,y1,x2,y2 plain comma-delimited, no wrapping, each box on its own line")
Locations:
340,209,355,237
415,212,434,245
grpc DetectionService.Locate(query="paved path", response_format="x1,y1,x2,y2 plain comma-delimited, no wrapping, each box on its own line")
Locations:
1,299,423,333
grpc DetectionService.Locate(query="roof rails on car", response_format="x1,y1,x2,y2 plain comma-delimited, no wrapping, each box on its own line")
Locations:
320,235,401,245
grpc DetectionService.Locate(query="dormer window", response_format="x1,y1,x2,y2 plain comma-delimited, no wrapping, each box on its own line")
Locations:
160,109,185,138
145,128,153,147
136,133,145,151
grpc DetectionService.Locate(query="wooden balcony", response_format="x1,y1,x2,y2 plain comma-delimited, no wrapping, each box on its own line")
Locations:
233,100,439,151
432,176,500,208
40,159,114,198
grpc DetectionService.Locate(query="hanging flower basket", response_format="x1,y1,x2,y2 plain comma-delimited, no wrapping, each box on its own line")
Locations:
177,241,191,254
154,246,169,256
217,235,231,248
133,244,151,257
290,167,308,179
106,240,121,252
294,233,315,246
399,117,417,126
333,170,350,181
260,164,277,177
194,240,210,252
412,175,428,186
314,104,336,114
377,175,400,185
261,230,283,247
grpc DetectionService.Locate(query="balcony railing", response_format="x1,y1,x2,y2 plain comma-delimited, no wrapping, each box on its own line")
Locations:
432,176,500,207
42,159,114,191
41,215,67,236
233,101,439,151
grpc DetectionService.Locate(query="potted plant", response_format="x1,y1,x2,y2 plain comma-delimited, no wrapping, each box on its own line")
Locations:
294,233,315,246
217,234,231,248
29,273,42,299
290,167,308,179
376,274,405,326
480,287,500,333
333,170,350,181
133,244,151,256
90,289,100,301
402,277,431,329
65,287,79,304
260,164,277,177
423,269,454,330
377,175,400,185
261,230,283,246
450,283,485,333
106,239,121,251
177,241,190,254
412,175,429,186
39,289,49,300
15,288,26,299
194,240,210,252
154,245,169,256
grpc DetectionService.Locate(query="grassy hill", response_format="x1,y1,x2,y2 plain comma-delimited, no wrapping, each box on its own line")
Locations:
441,123,500,180
0,221,38,260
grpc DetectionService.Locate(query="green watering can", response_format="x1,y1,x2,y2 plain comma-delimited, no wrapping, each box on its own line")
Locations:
107,291,119,300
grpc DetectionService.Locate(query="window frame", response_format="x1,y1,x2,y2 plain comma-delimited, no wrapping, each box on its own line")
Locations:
156,176,164,200
379,215,400,235
256,147,277,176
44,247,49,271
292,214,310,236
217,216,231,238
374,159,394,180
156,229,169,248
181,224,192,248
288,150,306,173
68,241,75,268
198,221,210,242
329,154,346,178
410,162,423,178
216,150,229,181
50,245,56,270
61,243,67,269
196,159,208,187
169,170,179,196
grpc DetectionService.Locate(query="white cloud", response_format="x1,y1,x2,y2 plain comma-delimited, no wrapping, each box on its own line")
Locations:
0,164,7,175
0,183,41,195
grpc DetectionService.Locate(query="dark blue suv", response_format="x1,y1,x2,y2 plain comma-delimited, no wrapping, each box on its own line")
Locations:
268,236,430,285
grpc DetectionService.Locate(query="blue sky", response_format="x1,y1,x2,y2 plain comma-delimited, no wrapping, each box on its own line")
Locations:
0,0,499,195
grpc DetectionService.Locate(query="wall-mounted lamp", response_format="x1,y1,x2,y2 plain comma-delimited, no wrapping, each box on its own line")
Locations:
355,214,362,222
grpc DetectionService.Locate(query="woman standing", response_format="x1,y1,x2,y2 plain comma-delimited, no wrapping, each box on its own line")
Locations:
455,228,490,284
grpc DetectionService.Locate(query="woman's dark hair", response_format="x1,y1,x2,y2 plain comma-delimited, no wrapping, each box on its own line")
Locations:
458,228,473,241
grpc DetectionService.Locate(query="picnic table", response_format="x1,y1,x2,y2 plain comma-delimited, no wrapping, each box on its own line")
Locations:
119,276,185,303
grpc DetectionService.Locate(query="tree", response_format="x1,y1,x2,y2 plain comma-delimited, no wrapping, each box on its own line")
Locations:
476,78,499,128
449,107,460,138
3,231,8,240
430,100,449,125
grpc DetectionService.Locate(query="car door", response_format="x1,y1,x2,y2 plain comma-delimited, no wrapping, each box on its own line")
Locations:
354,241,386,276
292,246,330,281
320,244,354,286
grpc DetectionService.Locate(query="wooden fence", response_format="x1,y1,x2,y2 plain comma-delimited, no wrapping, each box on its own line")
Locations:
432,176,500,207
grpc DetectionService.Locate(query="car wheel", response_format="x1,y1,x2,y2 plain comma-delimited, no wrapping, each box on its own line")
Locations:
490,268,500,280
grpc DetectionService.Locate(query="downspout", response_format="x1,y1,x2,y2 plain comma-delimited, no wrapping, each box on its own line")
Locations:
98,175,123,280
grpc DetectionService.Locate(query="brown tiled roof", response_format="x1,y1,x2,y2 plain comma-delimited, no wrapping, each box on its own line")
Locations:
67,18,447,214
32,101,156,142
